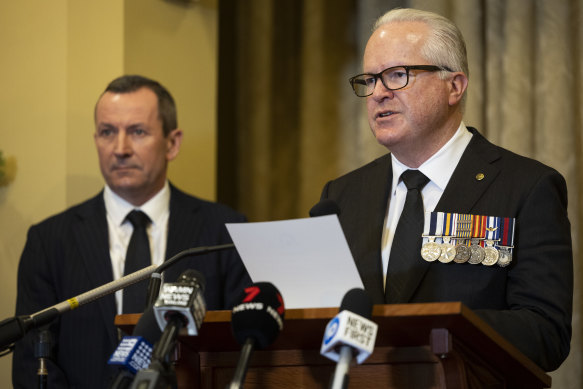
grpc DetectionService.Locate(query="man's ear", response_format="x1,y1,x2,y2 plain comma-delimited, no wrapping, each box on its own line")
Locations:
448,72,468,106
166,128,183,161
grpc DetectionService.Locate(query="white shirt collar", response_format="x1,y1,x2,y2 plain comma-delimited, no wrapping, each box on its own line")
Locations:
391,122,473,190
103,181,171,227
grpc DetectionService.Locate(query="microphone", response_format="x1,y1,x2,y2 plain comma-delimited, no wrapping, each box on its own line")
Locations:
129,270,206,389
309,199,341,217
0,243,232,352
228,282,285,389
107,307,162,389
320,288,378,389
153,269,206,336
145,243,234,308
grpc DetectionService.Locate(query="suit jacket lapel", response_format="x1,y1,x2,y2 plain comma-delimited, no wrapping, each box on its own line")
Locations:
436,128,501,212
71,193,118,345
164,185,204,281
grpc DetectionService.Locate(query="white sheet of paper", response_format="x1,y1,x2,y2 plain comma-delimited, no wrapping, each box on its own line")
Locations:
226,215,364,309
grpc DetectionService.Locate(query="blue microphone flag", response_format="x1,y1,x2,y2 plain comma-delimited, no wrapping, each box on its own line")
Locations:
108,336,153,374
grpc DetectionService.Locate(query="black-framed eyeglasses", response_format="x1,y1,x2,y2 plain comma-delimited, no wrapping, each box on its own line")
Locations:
349,65,453,97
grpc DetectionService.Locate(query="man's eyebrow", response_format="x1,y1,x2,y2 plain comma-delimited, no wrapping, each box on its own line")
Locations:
127,123,147,129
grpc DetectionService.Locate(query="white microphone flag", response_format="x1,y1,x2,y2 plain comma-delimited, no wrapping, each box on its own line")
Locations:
320,310,378,364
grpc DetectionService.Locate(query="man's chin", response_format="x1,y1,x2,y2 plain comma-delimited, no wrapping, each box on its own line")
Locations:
107,179,142,196
373,128,400,149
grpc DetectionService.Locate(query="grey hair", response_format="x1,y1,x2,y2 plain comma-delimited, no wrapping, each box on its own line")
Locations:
373,8,469,79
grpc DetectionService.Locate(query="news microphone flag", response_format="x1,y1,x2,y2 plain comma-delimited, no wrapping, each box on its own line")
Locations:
153,270,206,336
108,336,153,374
320,310,377,364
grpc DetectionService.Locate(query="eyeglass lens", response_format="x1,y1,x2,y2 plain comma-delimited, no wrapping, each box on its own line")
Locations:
351,66,409,97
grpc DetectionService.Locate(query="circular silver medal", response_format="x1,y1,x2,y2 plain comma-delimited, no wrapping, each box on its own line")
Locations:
421,241,441,262
468,244,485,264
497,249,512,267
482,246,499,266
453,244,471,263
438,243,456,263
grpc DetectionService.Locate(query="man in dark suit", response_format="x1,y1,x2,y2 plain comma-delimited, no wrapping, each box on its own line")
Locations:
13,75,252,388
318,9,572,372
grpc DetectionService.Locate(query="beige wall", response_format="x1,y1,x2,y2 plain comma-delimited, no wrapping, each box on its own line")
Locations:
0,0,218,386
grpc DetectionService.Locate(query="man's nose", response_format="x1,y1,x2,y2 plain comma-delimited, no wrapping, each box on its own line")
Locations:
371,79,395,100
113,132,132,156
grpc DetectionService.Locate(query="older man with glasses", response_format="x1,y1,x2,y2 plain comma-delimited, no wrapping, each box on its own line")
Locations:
316,8,572,372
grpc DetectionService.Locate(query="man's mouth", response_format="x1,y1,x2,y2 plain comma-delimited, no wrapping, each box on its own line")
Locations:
112,165,138,171
378,111,395,118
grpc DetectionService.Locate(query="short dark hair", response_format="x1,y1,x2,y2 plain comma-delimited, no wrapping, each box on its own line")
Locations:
97,75,177,136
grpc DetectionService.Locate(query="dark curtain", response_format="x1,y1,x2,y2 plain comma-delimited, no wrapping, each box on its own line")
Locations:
218,0,390,222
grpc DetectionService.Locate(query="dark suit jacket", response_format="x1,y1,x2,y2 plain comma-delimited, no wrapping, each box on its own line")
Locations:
13,184,252,388
320,128,572,371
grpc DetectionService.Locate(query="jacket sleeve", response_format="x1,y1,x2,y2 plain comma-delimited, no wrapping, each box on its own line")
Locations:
475,170,573,371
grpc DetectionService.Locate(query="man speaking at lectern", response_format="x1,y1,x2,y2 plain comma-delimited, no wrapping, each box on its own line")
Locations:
13,75,251,388
317,8,572,371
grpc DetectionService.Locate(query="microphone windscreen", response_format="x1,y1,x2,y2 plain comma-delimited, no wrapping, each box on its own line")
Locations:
231,282,285,349
176,269,206,293
339,288,373,319
309,199,341,217
132,307,162,344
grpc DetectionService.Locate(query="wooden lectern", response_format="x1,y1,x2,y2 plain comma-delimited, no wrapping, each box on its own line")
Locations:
116,302,551,389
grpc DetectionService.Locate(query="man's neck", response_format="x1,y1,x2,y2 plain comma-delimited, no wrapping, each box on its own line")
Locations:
391,116,463,168
110,182,167,208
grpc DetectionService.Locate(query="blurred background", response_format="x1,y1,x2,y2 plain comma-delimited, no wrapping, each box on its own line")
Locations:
0,0,580,387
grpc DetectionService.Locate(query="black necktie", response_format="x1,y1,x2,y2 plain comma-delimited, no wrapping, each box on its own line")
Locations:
122,210,152,313
385,170,430,303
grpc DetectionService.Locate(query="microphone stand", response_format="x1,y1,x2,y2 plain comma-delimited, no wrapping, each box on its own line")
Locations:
34,329,52,389
228,338,255,389
329,346,352,389
129,314,185,389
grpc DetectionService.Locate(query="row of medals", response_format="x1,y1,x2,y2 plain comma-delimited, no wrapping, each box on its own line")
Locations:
421,236,512,267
